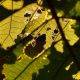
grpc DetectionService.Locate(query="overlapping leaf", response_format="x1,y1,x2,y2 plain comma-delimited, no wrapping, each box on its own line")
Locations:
1,0,80,80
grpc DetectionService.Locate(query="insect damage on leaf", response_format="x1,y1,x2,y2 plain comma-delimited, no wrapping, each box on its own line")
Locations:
23,34,46,58
24,6,46,23
24,11,32,17
14,33,32,43
15,5,47,44
52,29,58,40
37,9,42,14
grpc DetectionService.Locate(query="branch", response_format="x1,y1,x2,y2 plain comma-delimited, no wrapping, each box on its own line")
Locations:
46,0,80,70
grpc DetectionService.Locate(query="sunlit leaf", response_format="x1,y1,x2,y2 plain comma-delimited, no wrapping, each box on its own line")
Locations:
1,0,80,80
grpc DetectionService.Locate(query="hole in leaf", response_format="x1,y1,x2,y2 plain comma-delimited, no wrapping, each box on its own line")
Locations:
41,7,45,11
54,29,58,33
52,29,58,40
24,34,46,58
24,11,31,17
37,9,42,14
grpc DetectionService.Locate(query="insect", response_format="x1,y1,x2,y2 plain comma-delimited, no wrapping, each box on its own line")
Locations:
52,29,58,40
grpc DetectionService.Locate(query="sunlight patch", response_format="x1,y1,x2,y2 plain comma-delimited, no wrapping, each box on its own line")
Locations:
72,71,80,80
65,61,73,71
54,40,64,53
2,0,24,10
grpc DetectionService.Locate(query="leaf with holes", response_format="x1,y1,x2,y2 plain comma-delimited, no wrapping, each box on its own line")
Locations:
1,0,80,80
0,1,47,49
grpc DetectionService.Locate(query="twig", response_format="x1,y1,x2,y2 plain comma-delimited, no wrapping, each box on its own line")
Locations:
46,0,80,70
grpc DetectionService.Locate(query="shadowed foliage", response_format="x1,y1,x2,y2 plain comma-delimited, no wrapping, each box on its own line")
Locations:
0,0,80,80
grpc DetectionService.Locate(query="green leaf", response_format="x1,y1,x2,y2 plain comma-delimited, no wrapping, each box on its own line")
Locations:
1,0,80,80
0,2,43,49
51,0,80,18
3,39,80,80
1,0,24,10
2,19,79,80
